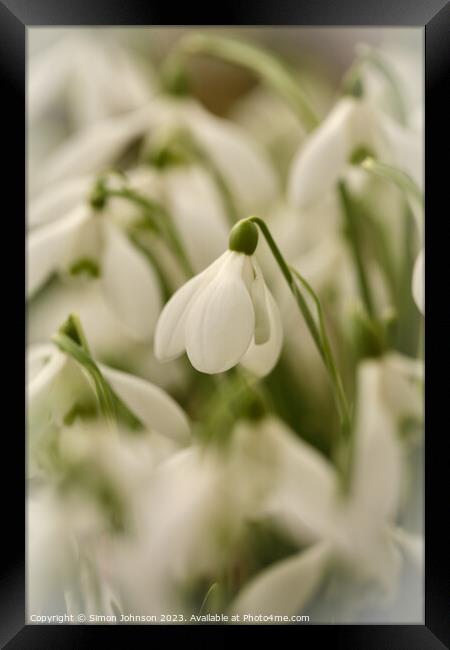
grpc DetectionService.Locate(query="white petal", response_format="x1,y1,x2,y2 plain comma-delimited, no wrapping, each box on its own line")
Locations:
241,284,283,377
380,352,423,422
29,177,92,229
27,206,92,297
186,105,279,212
258,417,337,543
28,38,72,124
154,252,229,362
412,249,424,314
350,360,403,526
100,365,190,443
390,527,423,570
36,106,153,189
230,541,331,618
67,36,154,127
288,98,360,209
378,112,423,191
249,260,271,345
185,253,255,373
100,221,162,342
163,166,229,272
28,345,67,404
27,345,68,439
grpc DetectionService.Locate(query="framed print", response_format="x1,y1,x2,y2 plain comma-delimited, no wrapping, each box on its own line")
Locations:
1,0,449,647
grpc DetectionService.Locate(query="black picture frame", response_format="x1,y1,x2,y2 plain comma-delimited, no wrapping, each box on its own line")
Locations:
2,0,449,647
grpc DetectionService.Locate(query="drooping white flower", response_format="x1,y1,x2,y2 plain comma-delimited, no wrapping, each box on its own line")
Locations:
27,343,190,447
229,358,423,618
288,96,422,210
154,220,283,376
27,188,162,342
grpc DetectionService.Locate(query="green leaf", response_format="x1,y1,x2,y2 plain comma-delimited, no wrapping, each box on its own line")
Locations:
53,315,143,431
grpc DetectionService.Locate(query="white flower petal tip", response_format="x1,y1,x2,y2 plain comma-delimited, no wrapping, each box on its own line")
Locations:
100,365,190,444
241,284,283,377
288,98,359,209
27,206,91,298
229,541,331,618
412,249,424,315
27,345,67,403
154,250,282,376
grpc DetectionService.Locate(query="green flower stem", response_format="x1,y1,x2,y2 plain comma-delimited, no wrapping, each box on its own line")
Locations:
249,217,322,354
198,583,219,616
361,157,424,211
359,158,424,355
337,180,376,319
53,315,143,431
97,185,195,278
290,267,352,435
168,33,320,131
248,217,351,437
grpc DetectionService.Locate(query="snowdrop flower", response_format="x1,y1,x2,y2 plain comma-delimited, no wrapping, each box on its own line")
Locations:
105,417,288,616
28,278,186,390
108,446,248,615
229,358,423,620
155,219,283,376
27,180,162,342
27,342,190,448
29,32,155,129
288,95,422,210
230,361,423,620
34,98,279,214
29,161,229,274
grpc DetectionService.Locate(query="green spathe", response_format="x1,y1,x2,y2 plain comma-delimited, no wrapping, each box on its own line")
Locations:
228,219,259,255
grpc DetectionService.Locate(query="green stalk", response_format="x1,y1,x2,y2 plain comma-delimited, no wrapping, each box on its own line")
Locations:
167,33,320,131
53,315,143,431
248,217,351,438
361,157,423,210
290,267,352,435
337,180,376,319
104,187,195,278
146,127,239,226
249,217,323,356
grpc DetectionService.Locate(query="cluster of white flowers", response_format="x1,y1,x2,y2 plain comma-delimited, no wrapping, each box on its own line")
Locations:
27,29,424,624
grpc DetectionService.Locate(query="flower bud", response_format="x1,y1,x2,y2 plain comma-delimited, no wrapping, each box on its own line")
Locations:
228,219,259,256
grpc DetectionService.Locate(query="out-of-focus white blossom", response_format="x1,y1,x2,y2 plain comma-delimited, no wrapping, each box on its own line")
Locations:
27,193,162,342
288,96,422,210
29,33,156,129
33,98,279,213
27,343,190,447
